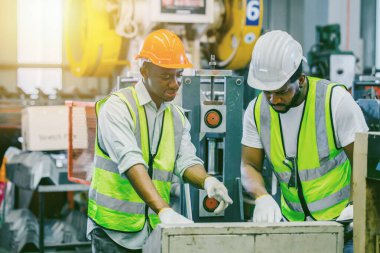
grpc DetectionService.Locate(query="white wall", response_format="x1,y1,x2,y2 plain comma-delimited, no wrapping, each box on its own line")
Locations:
263,0,329,72
328,0,363,72
262,0,366,73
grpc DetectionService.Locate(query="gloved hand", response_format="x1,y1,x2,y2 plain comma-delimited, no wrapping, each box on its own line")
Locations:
336,204,353,222
158,208,194,225
204,177,233,214
336,204,353,241
253,194,282,223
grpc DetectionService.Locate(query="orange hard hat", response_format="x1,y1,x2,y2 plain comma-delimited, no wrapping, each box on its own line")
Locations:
135,29,193,69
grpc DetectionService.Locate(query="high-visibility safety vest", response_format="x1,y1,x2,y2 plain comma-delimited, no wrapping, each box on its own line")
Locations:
253,77,351,221
88,86,185,232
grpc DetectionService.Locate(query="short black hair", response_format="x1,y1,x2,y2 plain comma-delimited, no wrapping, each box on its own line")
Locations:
289,62,303,83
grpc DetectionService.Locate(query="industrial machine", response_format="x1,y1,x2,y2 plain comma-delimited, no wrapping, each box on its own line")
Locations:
353,132,380,253
181,56,244,222
352,74,380,100
308,24,356,88
64,0,263,77
352,74,380,131
350,72,380,252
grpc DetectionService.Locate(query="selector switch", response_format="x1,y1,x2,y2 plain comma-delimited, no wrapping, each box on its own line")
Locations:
204,109,222,128
203,196,219,213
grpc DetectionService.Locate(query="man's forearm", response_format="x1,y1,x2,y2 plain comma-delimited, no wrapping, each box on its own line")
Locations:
182,164,210,189
343,142,354,201
126,164,169,213
241,163,268,199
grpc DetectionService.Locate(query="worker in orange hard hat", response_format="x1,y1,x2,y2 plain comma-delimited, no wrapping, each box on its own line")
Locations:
135,29,193,69
134,29,193,107
87,29,233,253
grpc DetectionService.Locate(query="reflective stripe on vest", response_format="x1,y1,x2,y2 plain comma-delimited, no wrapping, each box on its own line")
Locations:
94,156,174,182
88,86,185,232
282,184,350,213
254,77,351,221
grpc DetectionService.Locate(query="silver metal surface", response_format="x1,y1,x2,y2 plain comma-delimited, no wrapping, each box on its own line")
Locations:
329,54,356,88
198,190,224,217
358,75,380,82
184,183,192,221
200,104,226,133
207,138,216,175
195,69,233,77
37,184,89,193
143,222,344,253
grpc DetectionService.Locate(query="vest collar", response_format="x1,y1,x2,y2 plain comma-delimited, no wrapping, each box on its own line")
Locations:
135,80,170,111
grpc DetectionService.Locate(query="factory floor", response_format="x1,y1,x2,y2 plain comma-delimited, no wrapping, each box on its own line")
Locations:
23,251,91,253
13,243,92,253
22,247,91,253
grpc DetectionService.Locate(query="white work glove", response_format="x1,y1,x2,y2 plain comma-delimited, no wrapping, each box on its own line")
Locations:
336,204,353,222
204,177,233,214
158,208,194,225
253,194,282,223
336,204,354,236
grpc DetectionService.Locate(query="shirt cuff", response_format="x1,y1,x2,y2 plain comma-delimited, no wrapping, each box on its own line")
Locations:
118,153,148,178
241,140,263,149
177,161,204,182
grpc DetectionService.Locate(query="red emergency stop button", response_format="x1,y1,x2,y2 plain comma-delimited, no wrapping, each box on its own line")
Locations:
204,109,222,128
203,196,219,212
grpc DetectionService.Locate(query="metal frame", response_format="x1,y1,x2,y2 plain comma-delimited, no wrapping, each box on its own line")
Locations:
182,73,244,222
150,0,214,23
38,184,90,253
352,75,380,100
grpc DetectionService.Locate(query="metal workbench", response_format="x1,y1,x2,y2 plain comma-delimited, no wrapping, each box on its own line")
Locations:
143,222,344,253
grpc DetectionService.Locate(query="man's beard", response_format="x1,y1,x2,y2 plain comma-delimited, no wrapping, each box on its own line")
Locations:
270,87,302,114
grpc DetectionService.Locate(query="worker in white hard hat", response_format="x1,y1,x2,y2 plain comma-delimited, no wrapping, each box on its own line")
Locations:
241,30,368,253
87,29,232,253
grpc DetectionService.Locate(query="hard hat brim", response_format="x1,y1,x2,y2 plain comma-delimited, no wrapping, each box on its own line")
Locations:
154,62,194,69
247,64,286,91
135,55,193,69
247,56,307,91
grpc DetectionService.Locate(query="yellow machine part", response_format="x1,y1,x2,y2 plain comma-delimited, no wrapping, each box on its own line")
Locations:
215,0,263,70
64,0,128,77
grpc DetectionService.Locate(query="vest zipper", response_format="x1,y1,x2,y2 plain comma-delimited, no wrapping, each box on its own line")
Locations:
145,153,156,229
279,77,315,220
143,106,154,230
293,78,315,221
295,166,314,220
282,157,313,219
296,171,316,221
143,108,165,229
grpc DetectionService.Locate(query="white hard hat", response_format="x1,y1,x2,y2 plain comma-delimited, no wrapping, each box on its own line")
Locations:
247,30,305,91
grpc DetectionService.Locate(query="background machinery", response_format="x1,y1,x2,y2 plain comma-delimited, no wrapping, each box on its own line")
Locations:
307,24,356,88
64,0,263,77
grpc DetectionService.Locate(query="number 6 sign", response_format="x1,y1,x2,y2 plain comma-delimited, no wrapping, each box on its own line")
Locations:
246,0,260,26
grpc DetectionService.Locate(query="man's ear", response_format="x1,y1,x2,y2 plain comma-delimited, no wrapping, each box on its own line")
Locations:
298,74,306,87
140,65,148,80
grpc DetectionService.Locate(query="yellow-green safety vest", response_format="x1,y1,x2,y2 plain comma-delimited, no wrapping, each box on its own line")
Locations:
88,86,185,232
254,77,351,221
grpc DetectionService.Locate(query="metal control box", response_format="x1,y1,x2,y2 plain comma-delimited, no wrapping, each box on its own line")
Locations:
142,222,343,253
198,189,224,217
367,133,380,180
200,104,226,133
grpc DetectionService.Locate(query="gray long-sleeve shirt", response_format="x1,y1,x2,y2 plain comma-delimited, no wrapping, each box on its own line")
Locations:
87,81,203,249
